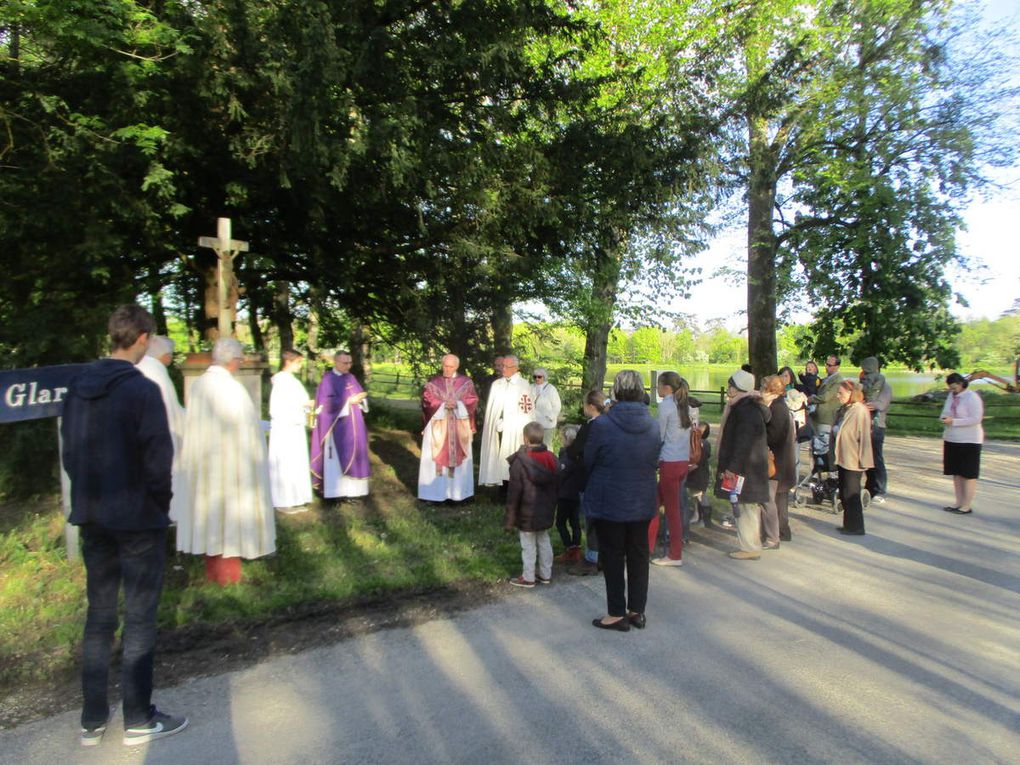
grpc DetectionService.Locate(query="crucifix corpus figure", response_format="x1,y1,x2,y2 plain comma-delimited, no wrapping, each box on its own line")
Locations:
197,218,249,341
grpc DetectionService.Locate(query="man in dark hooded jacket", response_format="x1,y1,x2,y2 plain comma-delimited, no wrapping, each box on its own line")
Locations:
61,305,188,747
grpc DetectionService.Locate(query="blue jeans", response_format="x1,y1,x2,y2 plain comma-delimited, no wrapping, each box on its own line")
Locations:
80,525,167,729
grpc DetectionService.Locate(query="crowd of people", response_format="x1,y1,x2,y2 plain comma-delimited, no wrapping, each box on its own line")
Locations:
58,305,987,746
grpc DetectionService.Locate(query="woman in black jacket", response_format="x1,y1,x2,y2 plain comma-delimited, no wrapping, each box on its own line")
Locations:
715,369,771,560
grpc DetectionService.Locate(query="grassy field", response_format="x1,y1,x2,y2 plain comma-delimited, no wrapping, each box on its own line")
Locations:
0,405,521,689
364,362,1020,440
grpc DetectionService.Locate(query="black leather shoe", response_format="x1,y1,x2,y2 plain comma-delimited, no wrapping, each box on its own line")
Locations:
592,617,630,632
627,613,646,629
837,527,865,536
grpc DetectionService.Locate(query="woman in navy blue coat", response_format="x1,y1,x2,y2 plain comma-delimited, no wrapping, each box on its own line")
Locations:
583,370,661,631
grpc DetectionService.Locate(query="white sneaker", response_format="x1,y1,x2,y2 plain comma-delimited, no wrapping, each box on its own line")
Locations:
871,495,886,504
651,557,684,567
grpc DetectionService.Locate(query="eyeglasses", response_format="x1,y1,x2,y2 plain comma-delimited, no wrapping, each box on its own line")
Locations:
533,375,544,380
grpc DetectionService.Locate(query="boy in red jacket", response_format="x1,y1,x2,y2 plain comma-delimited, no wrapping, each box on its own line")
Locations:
504,422,559,588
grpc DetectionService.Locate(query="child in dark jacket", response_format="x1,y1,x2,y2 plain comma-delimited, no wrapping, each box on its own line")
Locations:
685,421,714,527
505,422,559,588
798,361,821,396
554,424,584,563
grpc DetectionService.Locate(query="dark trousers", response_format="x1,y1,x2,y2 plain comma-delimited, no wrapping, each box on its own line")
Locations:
81,525,167,729
594,519,651,617
777,484,791,541
555,497,582,548
865,426,887,498
838,467,865,533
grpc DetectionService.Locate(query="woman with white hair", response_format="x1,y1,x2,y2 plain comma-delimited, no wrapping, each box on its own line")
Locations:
530,367,562,447
714,369,771,561
583,370,660,631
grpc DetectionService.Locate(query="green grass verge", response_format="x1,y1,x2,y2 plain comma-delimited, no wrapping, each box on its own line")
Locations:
884,391,1020,440
0,405,520,688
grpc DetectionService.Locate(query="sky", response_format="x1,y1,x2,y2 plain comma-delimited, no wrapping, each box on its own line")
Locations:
672,0,1020,332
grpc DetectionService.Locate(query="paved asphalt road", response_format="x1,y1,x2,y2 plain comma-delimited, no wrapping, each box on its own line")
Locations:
2,435,1017,765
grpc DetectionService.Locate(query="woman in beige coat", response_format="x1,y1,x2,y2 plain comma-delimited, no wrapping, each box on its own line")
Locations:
833,380,874,536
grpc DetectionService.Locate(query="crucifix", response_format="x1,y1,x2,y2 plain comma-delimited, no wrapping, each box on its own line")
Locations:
197,217,249,341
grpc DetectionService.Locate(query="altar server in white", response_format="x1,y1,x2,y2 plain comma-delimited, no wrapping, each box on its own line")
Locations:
529,366,562,447
269,349,314,512
177,338,275,559
478,355,535,487
137,335,187,522
418,354,479,502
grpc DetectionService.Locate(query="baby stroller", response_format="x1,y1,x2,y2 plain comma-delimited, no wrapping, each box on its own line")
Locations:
792,429,870,515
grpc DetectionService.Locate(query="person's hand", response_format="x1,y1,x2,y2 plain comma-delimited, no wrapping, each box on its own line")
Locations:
941,416,953,425
865,402,876,411
445,401,455,410
351,391,368,404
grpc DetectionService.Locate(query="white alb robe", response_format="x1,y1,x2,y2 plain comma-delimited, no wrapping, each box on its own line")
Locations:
268,371,313,508
530,381,562,446
478,373,534,485
177,365,275,559
137,354,187,522
321,397,370,498
418,401,473,501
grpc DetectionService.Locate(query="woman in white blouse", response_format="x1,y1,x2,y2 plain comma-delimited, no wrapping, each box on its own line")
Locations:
939,372,984,515
649,372,698,567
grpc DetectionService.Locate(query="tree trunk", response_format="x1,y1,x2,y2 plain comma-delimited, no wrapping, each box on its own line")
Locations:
272,280,294,362
201,261,219,342
247,296,263,351
349,324,372,382
306,285,321,357
151,291,168,336
746,111,778,380
491,303,512,355
580,242,622,396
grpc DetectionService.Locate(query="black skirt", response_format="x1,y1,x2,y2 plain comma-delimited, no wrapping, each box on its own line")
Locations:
943,441,981,480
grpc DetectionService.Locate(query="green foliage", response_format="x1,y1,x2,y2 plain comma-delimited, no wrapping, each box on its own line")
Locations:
957,315,1020,368
629,327,662,364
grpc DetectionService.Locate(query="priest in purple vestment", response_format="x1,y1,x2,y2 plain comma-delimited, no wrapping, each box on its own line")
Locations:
311,352,370,499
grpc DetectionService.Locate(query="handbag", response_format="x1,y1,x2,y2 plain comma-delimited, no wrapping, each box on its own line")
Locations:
689,426,703,468
767,449,777,478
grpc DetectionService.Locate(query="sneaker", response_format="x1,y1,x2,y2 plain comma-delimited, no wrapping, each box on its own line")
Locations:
720,516,736,529
81,705,115,747
651,556,684,567
871,495,886,505
123,709,189,746
536,575,552,585
508,576,535,589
